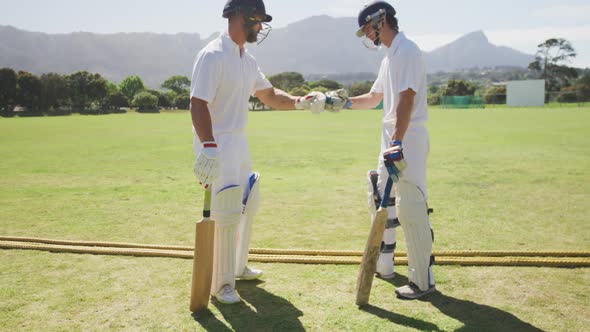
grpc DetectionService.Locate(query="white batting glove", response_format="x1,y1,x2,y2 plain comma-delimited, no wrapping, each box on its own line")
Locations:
193,141,219,189
295,91,326,114
325,89,352,112
383,142,407,183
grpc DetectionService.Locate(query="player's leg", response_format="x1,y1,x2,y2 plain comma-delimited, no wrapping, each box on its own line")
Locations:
394,126,435,299
371,167,399,279
209,133,243,304
235,135,263,280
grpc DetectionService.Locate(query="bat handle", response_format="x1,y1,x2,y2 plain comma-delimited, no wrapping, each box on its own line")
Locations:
380,177,394,209
203,189,212,219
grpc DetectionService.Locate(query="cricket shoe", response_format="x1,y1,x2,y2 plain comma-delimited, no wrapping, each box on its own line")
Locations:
395,282,437,300
213,284,241,304
376,254,395,280
236,266,263,280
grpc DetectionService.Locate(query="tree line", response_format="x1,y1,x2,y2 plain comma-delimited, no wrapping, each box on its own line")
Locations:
0,69,191,117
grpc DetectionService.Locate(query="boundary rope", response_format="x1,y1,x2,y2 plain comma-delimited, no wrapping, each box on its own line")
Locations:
2,236,589,267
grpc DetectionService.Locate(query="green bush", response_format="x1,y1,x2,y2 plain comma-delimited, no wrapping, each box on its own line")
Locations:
133,92,159,112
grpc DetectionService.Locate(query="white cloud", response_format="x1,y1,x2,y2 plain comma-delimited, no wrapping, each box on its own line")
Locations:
532,5,590,18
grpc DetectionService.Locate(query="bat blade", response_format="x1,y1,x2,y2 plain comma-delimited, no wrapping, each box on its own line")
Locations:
355,206,388,306
189,218,215,312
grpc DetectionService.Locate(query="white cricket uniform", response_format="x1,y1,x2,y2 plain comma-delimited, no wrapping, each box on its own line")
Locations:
190,32,272,291
371,32,434,290
191,31,272,202
371,32,429,196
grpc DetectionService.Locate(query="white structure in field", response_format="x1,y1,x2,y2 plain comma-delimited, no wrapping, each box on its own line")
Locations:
506,80,545,107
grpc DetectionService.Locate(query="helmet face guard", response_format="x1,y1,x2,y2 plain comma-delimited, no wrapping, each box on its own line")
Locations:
355,1,396,50
243,11,272,45
358,9,386,50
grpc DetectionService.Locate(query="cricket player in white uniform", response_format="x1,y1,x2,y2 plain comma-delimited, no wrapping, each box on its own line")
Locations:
329,1,436,299
191,0,329,305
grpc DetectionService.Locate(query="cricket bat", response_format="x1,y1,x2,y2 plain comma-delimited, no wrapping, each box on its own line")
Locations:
355,176,394,306
190,189,214,312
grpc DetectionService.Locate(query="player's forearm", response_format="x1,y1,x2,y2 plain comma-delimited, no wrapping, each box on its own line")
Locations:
190,98,215,142
349,92,382,110
264,88,297,110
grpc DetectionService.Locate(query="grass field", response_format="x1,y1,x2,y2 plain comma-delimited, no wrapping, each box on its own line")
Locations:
1,106,589,331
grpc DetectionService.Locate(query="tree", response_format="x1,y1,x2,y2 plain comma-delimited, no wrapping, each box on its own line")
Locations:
174,92,190,110
40,73,70,114
576,74,590,102
67,71,108,111
288,86,310,97
119,75,146,101
132,91,158,112
443,80,477,96
528,38,578,92
0,68,17,116
268,72,305,92
105,91,129,111
161,75,190,95
349,81,374,96
16,71,42,112
484,85,506,104
308,79,341,90
349,81,373,96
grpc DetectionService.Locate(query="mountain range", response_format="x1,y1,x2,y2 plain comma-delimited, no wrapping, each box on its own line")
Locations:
0,16,534,88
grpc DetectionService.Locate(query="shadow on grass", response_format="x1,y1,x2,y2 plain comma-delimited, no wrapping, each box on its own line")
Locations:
193,279,304,331
375,273,544,332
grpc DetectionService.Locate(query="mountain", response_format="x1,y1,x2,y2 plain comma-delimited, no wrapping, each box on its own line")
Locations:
0,19,534,88
424,30,533,72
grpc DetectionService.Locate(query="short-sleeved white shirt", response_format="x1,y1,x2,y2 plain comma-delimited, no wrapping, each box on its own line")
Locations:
370,32,428,128
190,32,272,134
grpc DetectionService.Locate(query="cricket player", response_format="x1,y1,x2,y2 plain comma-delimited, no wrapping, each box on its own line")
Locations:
331,1,436,299
191,0,328,304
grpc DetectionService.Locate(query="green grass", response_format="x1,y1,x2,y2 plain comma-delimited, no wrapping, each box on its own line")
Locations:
1,107,589,331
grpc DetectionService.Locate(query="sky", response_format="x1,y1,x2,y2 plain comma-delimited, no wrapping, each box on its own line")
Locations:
1,0,589,68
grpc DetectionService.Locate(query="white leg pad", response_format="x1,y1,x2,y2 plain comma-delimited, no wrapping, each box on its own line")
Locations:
211,185,243,226
210,185,242,293
236,173,260,275
211,223,238,293
397,180,434,291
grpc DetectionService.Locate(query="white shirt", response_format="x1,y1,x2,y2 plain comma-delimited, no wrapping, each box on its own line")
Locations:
190,32,272,134
370,32,428,129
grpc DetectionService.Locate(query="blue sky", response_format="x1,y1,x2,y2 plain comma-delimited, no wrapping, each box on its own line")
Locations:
1,0,589,67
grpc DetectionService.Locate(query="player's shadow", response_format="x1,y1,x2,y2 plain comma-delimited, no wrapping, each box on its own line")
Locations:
376,273,545,332
193,279,304,331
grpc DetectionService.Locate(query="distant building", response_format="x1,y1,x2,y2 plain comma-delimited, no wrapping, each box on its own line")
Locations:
502,80,545,107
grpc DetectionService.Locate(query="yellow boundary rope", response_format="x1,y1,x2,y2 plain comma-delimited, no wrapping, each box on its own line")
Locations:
1,236,590,267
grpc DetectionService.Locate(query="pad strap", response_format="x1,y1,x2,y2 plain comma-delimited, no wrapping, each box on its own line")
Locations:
380,241,396,254
386,218,401,229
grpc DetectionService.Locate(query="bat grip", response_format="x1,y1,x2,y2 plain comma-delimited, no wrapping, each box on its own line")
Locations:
380,177,394,209
203,189,212,218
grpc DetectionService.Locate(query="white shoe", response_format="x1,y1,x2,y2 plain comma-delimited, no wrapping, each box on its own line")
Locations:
213,284,241,304
395,282,437,300
376,254,395,279
236,266,263,280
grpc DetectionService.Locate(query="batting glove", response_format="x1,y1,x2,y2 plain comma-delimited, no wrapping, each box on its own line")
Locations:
194,141,219,189
325,89,352,112
383,142,407,183
295,91,326,114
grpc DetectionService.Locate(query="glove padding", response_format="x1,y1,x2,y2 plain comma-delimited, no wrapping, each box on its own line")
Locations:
193,142,220,189
295,91,326,114
325,89,351,112
383,144,407,183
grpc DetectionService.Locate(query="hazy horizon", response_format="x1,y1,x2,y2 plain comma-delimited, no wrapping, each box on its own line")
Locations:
1,0,589,68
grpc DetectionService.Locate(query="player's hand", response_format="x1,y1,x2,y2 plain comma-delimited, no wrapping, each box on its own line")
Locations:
295,91,326,114
325,89,352,112
194,142,219,189
383,142,407,183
